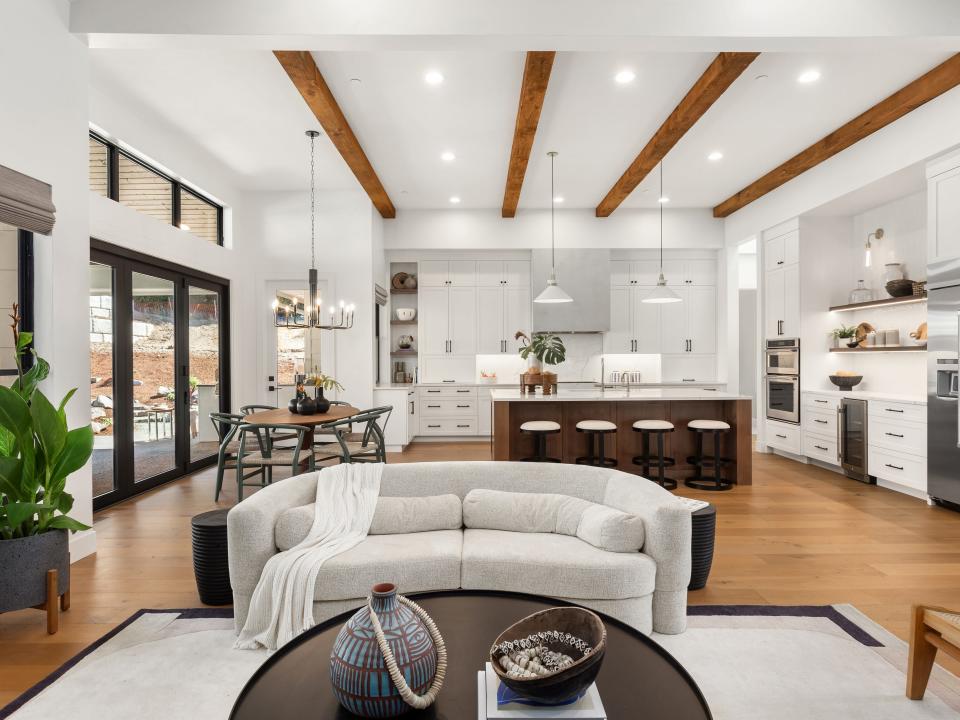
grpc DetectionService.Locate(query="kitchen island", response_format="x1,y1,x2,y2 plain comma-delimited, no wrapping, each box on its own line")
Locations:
491,388,753,485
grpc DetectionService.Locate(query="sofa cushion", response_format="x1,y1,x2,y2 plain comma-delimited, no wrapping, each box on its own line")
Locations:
314,530,463,601
275,494,463,550
461,529,655,600
462,489,644,552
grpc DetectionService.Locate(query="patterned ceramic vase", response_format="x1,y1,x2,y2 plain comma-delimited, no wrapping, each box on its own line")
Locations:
330,583,438,718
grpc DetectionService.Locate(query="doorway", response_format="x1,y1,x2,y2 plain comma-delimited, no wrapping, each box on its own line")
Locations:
90,241,230,509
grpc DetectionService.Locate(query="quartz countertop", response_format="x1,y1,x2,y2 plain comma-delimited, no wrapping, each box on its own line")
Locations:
802,388,927,405
490,388,750,402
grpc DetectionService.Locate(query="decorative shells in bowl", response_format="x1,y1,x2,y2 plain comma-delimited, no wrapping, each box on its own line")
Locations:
395,308,416,321
490,606,606,705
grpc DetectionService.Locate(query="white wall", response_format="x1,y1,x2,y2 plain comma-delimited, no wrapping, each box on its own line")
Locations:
384,208,723,250
849,190,926,294
1,0,95,558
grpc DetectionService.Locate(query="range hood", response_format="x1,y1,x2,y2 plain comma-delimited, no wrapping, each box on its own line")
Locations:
531,248,610,333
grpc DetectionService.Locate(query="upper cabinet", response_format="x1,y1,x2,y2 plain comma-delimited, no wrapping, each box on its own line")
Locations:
477,260,530,288
611,258,716,287
928,154,960,265
762,222,801,340
763,229,799,271
605,284,716,355
419,260,477,287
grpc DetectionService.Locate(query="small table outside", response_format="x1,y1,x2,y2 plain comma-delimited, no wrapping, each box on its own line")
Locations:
243,405,360,470
229,590,712,720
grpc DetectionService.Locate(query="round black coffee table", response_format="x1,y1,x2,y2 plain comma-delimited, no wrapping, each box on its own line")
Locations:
230,590,712,720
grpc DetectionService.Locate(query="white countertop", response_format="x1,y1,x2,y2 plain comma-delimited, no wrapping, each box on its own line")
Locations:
490,388,749,402
802,388,927,405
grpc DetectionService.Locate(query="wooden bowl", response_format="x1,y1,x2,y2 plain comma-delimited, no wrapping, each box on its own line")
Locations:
885,279,914,298
490,606,606,705
829,374,862,390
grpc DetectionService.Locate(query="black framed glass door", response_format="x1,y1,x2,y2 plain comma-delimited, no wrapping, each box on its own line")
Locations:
90,241,230,508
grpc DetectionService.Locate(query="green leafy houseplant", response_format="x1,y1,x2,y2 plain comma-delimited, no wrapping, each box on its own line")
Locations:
0,307,93,540
306,372,344,393
515,331,567,367
833,325,857,340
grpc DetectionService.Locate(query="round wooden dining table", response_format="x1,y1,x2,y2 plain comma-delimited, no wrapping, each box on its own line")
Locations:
243,404,360,469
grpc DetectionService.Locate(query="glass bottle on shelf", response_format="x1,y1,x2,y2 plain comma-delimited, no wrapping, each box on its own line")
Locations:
848,280,872,304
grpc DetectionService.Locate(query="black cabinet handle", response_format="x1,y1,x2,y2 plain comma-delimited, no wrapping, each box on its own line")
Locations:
777,260,784,265
427,424,441,429
775,433,787,439
885,432,904,438
456,424,470,428
457,389,470,393
427,404,440,408
814,445,828,451
814,419,828,424
885,463,904,471
427,389,440,393
456,404,470,408
814,399,829,404
884,408,904,413
442,380,456,383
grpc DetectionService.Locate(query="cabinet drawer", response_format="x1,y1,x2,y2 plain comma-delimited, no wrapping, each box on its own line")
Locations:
869,417,926,457
803,393,839,411
420,399,477,416
418,386,477,399
868,400,925,423
419,418,477,435
766,420,802,453
868,446,927,491
804,408,837,436
804,432,839,466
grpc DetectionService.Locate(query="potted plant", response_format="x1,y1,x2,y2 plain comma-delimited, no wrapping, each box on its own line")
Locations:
516,332,566,393
0,306,93,622
832,325,857,349
305,371,344,414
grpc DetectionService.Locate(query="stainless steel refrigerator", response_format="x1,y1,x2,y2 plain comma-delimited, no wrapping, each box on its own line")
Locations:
927,262,960,509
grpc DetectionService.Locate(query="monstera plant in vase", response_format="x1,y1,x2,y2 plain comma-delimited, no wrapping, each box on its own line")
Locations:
0,306,93,632
306,371,345,414
516,331,566,394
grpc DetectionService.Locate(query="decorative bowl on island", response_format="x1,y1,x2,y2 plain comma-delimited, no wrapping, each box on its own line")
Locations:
490,606,606,705
829,373,863,390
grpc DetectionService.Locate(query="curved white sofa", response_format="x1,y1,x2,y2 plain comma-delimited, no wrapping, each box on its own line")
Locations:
227,461,692,636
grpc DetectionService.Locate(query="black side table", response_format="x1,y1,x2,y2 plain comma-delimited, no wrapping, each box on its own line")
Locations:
688,504,717,591
192,509,232,605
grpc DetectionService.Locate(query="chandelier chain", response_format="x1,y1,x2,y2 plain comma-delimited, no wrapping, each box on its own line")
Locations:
310,132,316,270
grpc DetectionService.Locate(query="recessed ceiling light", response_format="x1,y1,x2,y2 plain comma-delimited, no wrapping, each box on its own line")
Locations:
449,196,461,204
554,196,564,203
797,69,821,84
614,69,636,85
707,151,723,162
440,151,456,162
658,196,670,204
424,70,444,86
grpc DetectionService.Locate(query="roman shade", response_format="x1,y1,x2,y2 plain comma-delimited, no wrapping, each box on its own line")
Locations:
0,164,56,235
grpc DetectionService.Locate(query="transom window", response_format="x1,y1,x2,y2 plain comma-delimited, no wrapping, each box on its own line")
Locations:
88,132,224,246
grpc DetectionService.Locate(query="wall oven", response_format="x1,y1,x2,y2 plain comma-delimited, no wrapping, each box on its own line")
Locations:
765,338,800,424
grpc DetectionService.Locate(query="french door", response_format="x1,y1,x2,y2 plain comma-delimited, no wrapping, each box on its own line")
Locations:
90,241,230,509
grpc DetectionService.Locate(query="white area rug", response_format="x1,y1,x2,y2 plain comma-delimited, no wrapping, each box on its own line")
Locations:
3,605,958,720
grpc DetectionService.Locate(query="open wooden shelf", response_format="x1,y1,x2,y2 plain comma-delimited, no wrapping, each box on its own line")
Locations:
829,295,926,312
829,345,926,353
390,288,418,295
390,320,417,325
390,350,417,356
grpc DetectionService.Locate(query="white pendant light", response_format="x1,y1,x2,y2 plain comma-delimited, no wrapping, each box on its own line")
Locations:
535,151,573,304
643,162,682,304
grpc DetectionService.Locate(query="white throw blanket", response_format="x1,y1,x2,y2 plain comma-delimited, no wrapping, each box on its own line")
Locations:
235,462,383,650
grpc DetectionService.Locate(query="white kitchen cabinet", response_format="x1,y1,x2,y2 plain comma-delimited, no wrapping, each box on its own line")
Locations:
419,287,451,355
662,259,717,286
419,260,476,287
477,260,528,288
633,292,661,353
660,355,716,383
478,396,492,436
766,418,803,454
407,389,417,443
505,261,530,288
610,260,660,287
928,162,960,264
783,264,800,338
658,286,717,354
418,356,475,384
504,287,531,352
448,287,477,355
764,230,799,271
477,285,530,354
659,293,687,354
372,388,414,451
604,286,662,354
417,385,478,436
764,264,798,339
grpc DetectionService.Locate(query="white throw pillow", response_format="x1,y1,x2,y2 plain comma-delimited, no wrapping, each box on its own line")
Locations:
462,489,644,553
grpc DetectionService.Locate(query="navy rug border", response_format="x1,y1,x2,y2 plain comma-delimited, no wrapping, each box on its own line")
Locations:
0,607,233,720
688,604,884,647
0,604,881,718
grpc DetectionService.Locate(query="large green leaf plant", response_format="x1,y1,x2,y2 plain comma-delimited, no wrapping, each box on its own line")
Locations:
0,306,92,540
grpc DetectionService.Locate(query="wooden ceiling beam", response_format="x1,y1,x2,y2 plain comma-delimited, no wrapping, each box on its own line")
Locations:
502,51,556,218
274,50,396,219
714,53,960,218
595,52,759,217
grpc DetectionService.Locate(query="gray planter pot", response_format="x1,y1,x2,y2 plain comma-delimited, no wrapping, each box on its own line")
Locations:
0,530,69,613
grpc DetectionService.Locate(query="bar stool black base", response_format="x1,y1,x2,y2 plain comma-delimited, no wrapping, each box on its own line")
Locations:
685,427,734,492
575,427,617,467
520,428,561,463
632,427,677,489
684,475,734,492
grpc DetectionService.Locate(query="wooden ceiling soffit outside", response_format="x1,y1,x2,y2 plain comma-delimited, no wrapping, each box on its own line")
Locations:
595,52,760,217
274,50,396,219
502,51,556,218
713,53,960,218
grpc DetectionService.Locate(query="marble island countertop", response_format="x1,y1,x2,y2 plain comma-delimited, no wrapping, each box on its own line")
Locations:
490,388,750,402
802,387,927,405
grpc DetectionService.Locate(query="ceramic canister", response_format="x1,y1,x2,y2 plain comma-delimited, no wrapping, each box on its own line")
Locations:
330,583,438,718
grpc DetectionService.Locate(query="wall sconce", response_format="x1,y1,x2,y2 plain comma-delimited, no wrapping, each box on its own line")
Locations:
865,228,884,268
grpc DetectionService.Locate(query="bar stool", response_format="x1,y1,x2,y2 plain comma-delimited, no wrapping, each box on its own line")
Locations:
575,420,617,467
520,420,561,462
685,419,734,491
632,419,676,489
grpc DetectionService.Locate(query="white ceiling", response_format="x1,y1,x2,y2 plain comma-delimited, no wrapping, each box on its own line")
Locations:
89,48,955,211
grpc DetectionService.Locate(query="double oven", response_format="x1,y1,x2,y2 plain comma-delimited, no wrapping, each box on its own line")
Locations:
765,338,800,424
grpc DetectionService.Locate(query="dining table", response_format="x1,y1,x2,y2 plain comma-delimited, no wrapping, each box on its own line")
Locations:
243,404,360,470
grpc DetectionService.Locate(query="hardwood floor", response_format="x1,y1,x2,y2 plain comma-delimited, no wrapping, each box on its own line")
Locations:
2,442,960,705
